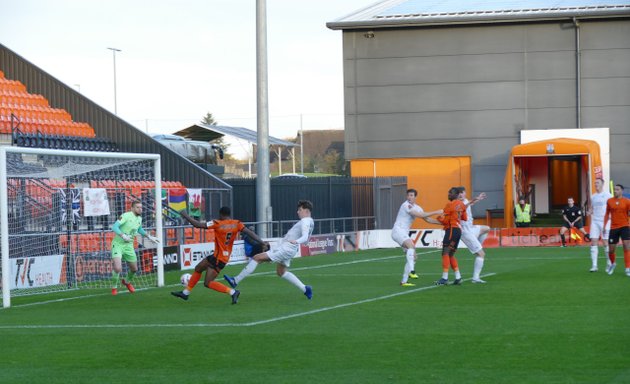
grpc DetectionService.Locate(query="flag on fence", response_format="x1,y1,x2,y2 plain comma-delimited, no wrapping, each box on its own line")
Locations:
58,188,81,225
168,188,187,212
83,188,110,216
187,188,202,217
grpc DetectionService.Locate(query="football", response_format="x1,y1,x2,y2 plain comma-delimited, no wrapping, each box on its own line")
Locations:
180,273,192,286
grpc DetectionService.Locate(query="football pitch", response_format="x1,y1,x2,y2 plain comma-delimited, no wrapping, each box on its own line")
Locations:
1,247,629,384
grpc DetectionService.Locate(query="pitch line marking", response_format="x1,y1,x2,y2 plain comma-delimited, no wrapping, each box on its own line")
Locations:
0,273,496,330
3,250,439,309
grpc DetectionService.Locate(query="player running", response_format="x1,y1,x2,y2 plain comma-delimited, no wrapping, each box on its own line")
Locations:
456,186,489,283
435,187,468,286
224,200,314,300
604,184,630,276
391,189,443,287
110,200,159,295
171,207,267,304
586,178,612,272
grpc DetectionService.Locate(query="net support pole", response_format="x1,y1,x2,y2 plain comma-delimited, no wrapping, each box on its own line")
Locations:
0,148,11,308
154,157,164,287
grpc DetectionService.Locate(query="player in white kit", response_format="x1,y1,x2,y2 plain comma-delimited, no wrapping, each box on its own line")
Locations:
457,187,489,283
224,200,315,300
392,189,443,287
587,178,612,272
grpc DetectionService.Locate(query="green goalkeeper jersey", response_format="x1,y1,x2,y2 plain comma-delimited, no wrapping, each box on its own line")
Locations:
112,211,142,246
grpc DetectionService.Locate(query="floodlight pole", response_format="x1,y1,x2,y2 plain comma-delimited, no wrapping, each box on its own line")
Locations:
300,114,304,174
107,47,121,115
256,0,271,237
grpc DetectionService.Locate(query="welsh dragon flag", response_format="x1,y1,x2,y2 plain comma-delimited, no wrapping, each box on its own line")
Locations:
187,189,202,217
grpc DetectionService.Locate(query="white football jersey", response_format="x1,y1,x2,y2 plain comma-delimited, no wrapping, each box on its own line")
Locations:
283,217,314,244
461,198,474,231
591,191,612,221
392,201,423,232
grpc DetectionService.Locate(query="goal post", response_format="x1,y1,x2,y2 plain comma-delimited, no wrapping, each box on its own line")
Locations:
0,146,163,308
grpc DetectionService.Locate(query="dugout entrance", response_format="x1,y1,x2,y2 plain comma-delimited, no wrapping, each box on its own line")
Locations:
504,138,603,228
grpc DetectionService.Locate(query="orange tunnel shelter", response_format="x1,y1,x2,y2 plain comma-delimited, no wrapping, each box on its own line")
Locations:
504,138,603,228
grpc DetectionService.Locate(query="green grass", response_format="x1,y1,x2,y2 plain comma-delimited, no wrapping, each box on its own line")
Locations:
1,247,629,384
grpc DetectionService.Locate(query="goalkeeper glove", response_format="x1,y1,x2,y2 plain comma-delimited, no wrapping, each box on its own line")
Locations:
146,235,159,244
121,234,132,242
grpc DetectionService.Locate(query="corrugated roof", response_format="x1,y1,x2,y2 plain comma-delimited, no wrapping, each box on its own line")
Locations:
173,124,298,147
327,0,630,29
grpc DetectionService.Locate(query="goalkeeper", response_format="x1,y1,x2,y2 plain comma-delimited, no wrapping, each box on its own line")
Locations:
110,200,159,295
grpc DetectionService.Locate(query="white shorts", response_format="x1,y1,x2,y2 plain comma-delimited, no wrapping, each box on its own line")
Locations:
589,219,610,240
267,242,299,267
391,229,411,247
461,226,483,254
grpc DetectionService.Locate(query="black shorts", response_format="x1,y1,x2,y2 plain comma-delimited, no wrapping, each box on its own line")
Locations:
246,243,263,258
608,227,630,244
562,220,583,229
204,255,227,273
442,227,462,256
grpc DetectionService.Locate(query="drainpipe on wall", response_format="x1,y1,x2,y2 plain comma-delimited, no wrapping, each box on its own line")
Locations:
573,17,582,128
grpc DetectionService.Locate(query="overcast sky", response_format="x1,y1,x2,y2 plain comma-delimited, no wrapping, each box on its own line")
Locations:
1,0,373,157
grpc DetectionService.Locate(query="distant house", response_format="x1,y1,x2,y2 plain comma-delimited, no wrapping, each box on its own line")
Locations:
269,129,344,162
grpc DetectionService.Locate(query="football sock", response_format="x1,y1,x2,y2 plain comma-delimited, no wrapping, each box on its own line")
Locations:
449,256,459,271
402,249,415,283
406,248,415,270
235,260,259,284
441,255,450,278
590,246,598,267
281,271,306,292
402,262,411,284
454,270,462,280
605,246,610,266
111,271,120,288
186,271,202,292
624,250,630,268
473,256,484,280
560,234,566,245
478,232,489,244
125,270,136,284
208,281,231,294
609,252,616,264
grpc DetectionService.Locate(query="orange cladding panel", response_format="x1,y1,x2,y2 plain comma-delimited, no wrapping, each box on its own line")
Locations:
351,158,471,228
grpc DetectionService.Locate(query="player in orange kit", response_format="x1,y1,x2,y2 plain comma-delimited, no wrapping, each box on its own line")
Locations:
435,187,468,286
603,184,630,276
171,207,268,303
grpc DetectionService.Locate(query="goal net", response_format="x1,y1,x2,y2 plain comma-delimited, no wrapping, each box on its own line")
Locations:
0,146,164,308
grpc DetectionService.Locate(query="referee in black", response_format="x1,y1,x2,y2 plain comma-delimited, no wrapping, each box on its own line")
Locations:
560,197,590,247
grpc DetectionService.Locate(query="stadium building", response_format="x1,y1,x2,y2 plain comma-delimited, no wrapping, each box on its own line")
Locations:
328,0,630,226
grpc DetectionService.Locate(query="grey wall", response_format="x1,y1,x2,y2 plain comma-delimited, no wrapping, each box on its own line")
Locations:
342,19,630,214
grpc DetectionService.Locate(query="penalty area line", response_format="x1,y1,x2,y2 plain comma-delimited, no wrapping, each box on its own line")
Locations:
0,273,496,330
242,273,496,327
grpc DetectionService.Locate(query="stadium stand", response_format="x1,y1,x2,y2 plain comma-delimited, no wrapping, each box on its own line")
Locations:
0,67,215,255
0,70,96,138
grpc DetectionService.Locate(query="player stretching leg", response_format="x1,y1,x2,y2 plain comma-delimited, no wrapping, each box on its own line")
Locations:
110,200,159,295
435,187,467,286
224,200,315,299
587,178,612,272
457,187,489,283
391,189,443,287
604,184,630,276
171,207,267,304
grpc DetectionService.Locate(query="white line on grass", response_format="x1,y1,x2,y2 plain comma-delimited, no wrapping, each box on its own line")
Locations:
0,273,496,330
3,250,439,309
